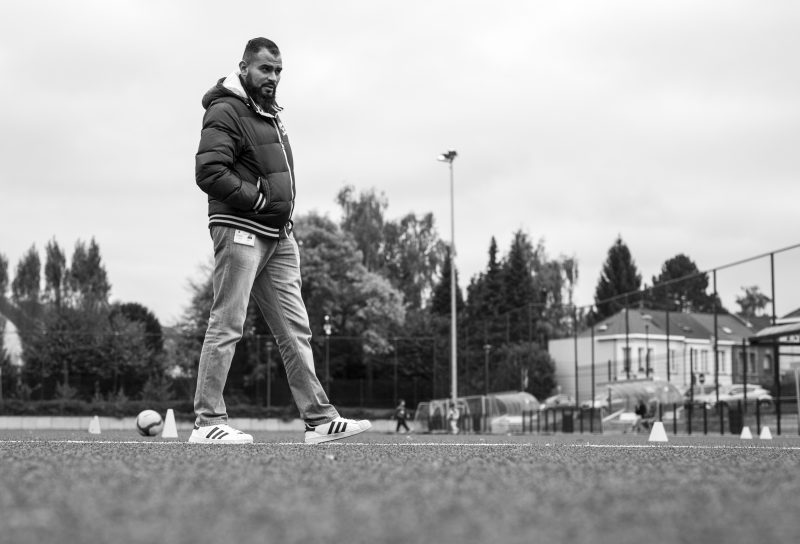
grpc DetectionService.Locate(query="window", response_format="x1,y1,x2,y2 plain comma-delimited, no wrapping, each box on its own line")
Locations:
637,347,644,372
669,350,677,374
763,354,772,371
622,347,631,373
749,352,756,375
718,350,725,374
700,350,709,373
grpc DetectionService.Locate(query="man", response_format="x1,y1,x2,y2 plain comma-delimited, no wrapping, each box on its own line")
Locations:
190,38,370,445
395,399,410,433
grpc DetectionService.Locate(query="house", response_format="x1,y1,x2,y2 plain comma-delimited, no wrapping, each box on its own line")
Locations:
547,308,773,403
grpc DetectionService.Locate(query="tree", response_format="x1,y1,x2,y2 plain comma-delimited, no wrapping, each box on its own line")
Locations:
648,254,718,313
0,253,8,374
382,212,447,310
11,245,41,305
0,253,8,298
111,302,164,354
67,238,110,309
297,212,405,357
593,236,641,320
44,238,67,309
465,237,504,337
429,249,463,317
336,185,387,273
736,286,771,318
502,231,537,314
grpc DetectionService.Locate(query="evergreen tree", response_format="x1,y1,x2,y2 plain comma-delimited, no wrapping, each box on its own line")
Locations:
502,231,537,313
430,249,463,317
648,254,719,313
465,237,504,341
593,236,641,320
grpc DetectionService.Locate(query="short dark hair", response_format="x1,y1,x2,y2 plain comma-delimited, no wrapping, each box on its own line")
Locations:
243,38,280,64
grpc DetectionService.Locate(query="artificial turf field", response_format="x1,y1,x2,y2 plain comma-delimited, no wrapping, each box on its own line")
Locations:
1,430,798,544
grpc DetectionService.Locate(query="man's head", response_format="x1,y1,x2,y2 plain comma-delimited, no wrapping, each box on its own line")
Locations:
239,38,282,107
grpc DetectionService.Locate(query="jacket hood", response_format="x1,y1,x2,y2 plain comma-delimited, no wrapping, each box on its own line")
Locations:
201,70,282,115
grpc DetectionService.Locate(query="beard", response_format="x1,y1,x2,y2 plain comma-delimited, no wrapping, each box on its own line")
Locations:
242,73,276,109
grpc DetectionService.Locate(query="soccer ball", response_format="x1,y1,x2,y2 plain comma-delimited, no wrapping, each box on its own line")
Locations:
136,410,164,437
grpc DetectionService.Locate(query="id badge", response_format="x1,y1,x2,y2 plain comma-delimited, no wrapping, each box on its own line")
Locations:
233,230,255,247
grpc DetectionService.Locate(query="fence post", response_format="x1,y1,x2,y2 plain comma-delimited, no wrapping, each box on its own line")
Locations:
673,403,677,435
756,399,761,435
703,404,708,435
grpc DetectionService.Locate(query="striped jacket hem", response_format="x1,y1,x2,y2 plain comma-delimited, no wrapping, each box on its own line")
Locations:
208,214,281,239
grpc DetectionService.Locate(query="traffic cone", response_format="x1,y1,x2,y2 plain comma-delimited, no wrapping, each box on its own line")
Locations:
161,409,178,439
88,415,101,434
648,421,668,442
740,426,753,439
759,426,773,440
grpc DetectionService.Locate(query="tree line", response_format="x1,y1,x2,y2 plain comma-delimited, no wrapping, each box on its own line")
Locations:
0,187,772,407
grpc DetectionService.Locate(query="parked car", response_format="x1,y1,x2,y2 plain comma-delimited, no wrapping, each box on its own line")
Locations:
690,383,773,409
683,384,717,407
539,394,576,411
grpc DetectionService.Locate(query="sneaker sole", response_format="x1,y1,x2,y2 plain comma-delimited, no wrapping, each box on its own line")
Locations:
187,436,253,445
305,422,372,445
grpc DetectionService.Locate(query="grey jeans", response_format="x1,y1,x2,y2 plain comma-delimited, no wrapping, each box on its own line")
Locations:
194,225,339,427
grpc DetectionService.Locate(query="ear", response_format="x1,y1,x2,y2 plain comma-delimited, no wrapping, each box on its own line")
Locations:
238,60,247,75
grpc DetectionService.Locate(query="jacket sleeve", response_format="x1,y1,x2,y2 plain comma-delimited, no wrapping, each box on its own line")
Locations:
195,102,267,212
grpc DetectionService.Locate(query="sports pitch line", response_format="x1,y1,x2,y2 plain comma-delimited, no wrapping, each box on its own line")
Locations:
2,439,800,450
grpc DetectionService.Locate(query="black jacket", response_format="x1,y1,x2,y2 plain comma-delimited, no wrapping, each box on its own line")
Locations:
195,72,295,238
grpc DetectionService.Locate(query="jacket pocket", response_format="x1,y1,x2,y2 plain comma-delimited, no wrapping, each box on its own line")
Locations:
257,176,271,210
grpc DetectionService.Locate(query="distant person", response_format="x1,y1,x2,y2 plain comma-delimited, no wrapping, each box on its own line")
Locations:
395,399,411,433
448,403,460,435
633,399,653,433
190,37,370,445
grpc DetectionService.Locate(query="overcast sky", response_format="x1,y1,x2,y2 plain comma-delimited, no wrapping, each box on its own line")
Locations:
2,1,800,326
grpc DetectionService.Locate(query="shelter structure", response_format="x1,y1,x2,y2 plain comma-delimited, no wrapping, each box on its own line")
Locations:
414,391,539,434
748,321,800,435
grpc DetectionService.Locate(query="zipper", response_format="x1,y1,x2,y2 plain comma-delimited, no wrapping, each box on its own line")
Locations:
273,118,295,219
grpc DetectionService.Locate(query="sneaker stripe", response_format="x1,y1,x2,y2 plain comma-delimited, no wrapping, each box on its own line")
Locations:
328,423,335,435
206,427,220,439
208,428,228,440
341,422,347,432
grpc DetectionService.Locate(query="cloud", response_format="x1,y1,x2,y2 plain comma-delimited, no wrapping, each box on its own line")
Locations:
2,1,800,323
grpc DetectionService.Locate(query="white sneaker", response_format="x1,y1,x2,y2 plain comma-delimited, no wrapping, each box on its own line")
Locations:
188,423,253,444
304,417,371,444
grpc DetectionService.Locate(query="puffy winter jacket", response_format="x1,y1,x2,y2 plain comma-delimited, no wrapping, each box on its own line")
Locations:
195,71,295,239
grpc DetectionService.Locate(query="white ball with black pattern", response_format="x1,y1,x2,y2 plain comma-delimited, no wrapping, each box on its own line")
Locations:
136,410,164,437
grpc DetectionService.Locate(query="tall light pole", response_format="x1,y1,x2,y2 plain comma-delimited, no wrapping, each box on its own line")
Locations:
438,149,458,408
323,314,332,393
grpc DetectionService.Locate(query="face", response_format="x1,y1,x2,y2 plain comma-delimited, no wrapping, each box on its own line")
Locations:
239,48,282,105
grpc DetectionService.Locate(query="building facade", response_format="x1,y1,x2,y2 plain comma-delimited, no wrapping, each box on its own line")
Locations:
547,308,773,402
